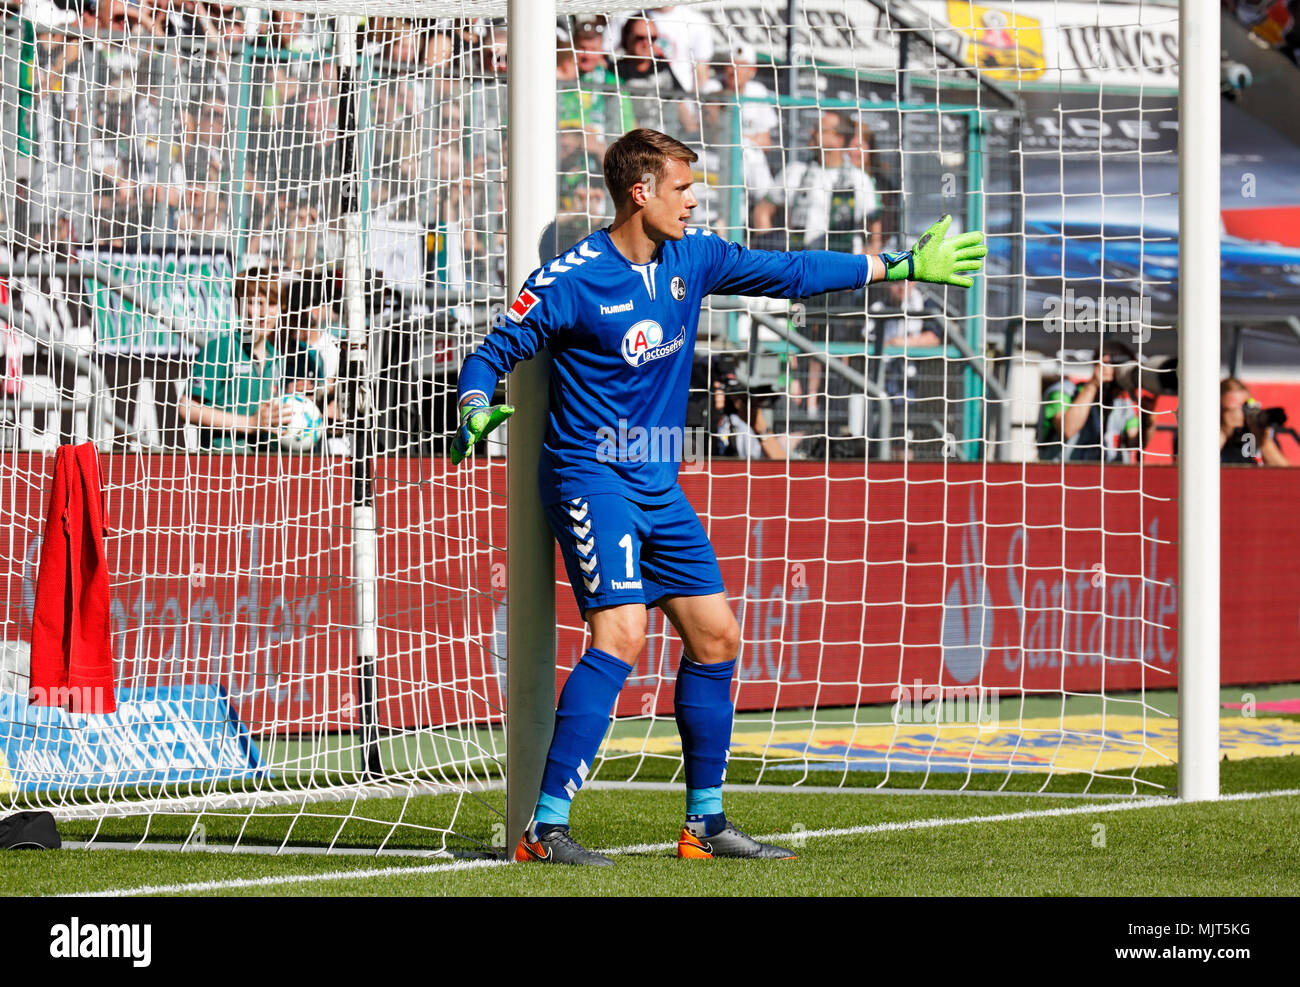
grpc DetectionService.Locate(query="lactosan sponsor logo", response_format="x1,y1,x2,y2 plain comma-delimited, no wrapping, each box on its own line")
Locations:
620,320,685,367
600,299,634,315
50,918,152,968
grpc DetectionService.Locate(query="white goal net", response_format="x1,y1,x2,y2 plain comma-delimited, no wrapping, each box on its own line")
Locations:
0,0,1185,853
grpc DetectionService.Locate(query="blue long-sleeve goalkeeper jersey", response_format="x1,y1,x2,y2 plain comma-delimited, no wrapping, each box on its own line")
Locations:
457,226,872,505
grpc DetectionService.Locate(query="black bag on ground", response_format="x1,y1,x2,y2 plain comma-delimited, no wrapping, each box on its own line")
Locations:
0,810,61,849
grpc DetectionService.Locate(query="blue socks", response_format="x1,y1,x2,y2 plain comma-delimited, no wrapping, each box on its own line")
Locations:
533,647,633,830
530,648,737,841
676,655,736,838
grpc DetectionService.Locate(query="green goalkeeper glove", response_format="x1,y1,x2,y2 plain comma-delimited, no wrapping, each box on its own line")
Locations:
880,215,988,288
450,396,514,465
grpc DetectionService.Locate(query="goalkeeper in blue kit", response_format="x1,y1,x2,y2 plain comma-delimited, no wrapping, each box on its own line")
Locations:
454,128,986,865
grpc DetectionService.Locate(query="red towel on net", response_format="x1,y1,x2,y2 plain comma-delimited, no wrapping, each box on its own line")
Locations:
29,442,116,714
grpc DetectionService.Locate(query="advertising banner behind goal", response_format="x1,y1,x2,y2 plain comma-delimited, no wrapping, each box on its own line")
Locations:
1,455,1295,736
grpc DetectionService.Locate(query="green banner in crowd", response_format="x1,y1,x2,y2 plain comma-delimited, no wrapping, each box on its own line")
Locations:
16,19,34,157
87,253,235,353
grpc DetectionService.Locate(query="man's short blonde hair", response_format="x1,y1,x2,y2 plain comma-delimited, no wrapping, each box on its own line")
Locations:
603,128,698,209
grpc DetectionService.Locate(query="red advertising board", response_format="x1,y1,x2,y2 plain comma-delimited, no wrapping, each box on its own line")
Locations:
1,455,1296,734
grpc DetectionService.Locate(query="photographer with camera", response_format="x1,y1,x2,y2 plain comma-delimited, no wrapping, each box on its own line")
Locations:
1220,377,1290,465
1039,343,1160,463
710,360,788,460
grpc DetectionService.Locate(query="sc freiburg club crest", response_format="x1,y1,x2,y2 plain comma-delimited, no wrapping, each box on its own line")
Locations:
671,276,686,301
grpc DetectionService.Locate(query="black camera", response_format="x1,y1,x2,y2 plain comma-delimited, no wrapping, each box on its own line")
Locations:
707,357,780,408
1244,399,1287,432
742,383,781,407
1112,354,1178,398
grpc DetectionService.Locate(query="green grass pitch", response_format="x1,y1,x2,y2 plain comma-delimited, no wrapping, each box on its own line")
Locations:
5,684,1299,896
4,755,1297,898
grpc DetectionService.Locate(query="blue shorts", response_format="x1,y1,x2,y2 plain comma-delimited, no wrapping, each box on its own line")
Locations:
546,489,725,615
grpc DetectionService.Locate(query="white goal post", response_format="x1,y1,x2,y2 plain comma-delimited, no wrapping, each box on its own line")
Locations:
1175,0,1219,802
0,0,1223,854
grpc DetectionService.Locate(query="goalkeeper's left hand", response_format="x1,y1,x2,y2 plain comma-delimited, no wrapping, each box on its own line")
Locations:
450,396,514,465
881,215,987,288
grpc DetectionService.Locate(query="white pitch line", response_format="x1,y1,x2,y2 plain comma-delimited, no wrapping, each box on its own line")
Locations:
62,856,510,898
602,788,1300,854
62,787,1300,898
583,781,1159,799
62,841,449,858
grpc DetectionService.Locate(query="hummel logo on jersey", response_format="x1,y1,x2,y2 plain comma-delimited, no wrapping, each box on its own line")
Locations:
507,288,539,323
621,320,686,368
670,276,686,301
600,300,634,315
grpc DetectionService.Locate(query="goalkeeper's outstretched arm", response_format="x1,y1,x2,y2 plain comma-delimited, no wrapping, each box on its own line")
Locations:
451,215,986,464
704,214,987,298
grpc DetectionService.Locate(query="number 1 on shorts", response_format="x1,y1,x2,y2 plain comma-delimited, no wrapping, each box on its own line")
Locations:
618,533,634,579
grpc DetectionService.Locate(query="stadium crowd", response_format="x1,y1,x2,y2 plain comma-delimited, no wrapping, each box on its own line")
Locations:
10,6,915,454
8,5,1282,463
15,8,890,274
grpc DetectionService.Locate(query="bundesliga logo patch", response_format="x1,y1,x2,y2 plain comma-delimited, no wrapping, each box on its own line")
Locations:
507,288,540,323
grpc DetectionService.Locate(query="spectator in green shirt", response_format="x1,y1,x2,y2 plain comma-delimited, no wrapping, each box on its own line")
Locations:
179,266,294,449
557,24,636,154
